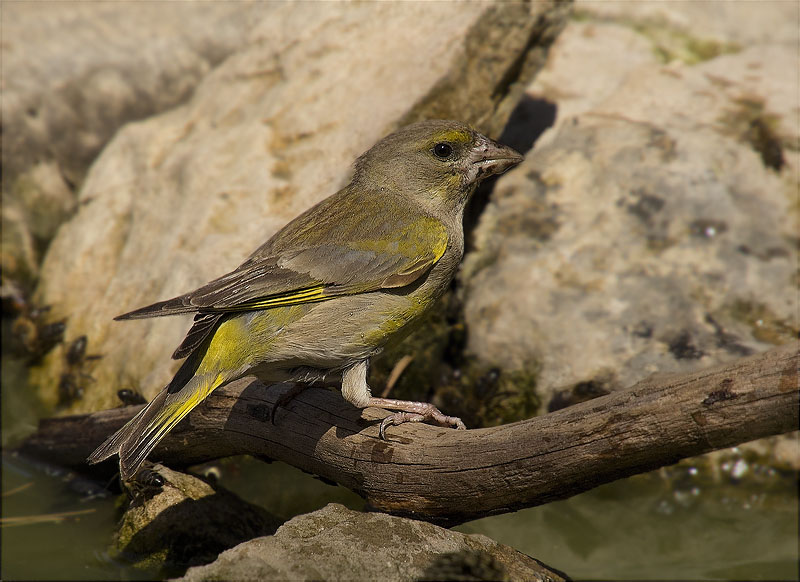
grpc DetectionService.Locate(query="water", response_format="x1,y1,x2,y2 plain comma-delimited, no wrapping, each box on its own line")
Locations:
2,353,798,580
456,466,799,580
2,453,150,581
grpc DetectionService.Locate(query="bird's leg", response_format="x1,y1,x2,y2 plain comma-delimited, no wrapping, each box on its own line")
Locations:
341,360,466,439
340,360,372,408
270,383,310,424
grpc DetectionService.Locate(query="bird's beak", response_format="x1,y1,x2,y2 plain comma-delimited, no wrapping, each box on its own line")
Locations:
467,134,524,184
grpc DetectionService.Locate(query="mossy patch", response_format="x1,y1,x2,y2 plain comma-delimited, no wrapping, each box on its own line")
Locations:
573,9,741,65
437,363,541,428
399,1,572,137
113,465,281,578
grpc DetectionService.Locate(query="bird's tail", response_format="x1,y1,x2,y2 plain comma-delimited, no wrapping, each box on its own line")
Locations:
87,355,229,481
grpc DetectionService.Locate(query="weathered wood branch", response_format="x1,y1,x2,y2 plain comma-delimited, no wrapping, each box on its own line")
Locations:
19,341,799,525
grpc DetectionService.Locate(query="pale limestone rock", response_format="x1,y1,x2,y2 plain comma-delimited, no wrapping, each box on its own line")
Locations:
2,2,267,288
526,20,660,123
463,43,798,401
2,1,266,191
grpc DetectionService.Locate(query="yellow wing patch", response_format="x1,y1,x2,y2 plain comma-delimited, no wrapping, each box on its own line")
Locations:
424,218,448,264
214,285,328,312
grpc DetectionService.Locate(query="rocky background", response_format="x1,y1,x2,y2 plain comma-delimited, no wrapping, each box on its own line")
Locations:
464,0,798,405
2,1,798,579
457,2,798,474
5,1,796,421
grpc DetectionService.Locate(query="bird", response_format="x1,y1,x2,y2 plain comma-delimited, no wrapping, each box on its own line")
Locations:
88,119,523,480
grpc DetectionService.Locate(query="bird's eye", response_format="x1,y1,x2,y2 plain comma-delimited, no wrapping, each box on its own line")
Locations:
433,143,453,159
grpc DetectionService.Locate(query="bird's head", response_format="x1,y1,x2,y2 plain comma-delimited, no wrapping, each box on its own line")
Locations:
354,120,523,214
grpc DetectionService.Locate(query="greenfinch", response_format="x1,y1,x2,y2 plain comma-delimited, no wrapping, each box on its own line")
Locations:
88,120,523,480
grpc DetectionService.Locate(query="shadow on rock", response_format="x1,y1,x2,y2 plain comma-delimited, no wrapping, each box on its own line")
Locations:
115,464,281,578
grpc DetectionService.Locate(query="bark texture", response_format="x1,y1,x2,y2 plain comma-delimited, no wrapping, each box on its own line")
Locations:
19,341,799,525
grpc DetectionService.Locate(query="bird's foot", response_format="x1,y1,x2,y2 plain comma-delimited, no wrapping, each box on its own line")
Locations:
270,383,310,424
366,397,467,439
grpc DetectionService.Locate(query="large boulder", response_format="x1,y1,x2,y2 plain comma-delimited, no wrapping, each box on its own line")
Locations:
2,2,267,286
461,3,798,406
176,502,569,582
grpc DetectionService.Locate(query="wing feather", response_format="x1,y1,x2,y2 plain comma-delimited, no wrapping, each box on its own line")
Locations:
115,189,448,321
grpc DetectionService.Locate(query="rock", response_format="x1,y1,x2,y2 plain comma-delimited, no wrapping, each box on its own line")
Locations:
29,2,570,412
462,11,798,406
526,19,661,124
2,2,266,192
114,464,281,577
772,434,800,472
176,503,569,582
529,11,798,146
2,3,267,290
1,162,76,291
1,200,39,289
575,0,799,47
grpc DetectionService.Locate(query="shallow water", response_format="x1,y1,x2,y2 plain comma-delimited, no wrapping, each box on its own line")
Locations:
3,449,797,581
2,354,798,581
457,465,799,580
2,453,149,581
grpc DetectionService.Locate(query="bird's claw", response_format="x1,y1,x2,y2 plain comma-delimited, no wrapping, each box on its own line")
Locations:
270,383,309,424
377,406,467,440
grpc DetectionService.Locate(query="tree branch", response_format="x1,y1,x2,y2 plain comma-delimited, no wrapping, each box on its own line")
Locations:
19,341,799,526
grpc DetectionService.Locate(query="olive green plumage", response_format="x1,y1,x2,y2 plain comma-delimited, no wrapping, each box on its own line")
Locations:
88,120,523,480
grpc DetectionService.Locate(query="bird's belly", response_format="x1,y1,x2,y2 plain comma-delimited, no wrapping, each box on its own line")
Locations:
242,289,437,378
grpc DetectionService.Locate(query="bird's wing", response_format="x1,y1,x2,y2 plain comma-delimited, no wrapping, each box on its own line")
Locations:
116,205,448,320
